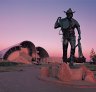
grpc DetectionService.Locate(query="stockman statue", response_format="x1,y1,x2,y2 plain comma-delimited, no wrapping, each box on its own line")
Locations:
54,8,81,66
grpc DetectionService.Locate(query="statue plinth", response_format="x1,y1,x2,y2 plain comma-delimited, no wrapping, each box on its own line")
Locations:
67,56,86,63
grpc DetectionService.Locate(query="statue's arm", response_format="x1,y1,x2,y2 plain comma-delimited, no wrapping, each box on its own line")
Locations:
75,20,81,40
76,27,81,40
54,17,61,29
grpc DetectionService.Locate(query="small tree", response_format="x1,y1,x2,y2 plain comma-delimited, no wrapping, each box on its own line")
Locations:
90,48,95,58
90,48,96,62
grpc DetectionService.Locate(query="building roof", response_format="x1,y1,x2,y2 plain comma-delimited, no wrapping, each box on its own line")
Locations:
0,40,36,60
36,46,49,58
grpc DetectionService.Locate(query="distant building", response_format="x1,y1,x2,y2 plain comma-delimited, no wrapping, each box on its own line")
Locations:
0,40,49,64
36,46,49,63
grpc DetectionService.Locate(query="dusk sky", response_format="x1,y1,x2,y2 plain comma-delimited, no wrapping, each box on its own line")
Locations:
0,0,96,61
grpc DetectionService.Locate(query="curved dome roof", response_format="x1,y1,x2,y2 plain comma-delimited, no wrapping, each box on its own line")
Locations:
20,40,36,56
36,46,49,58
0,40,36,60
3,46,20,60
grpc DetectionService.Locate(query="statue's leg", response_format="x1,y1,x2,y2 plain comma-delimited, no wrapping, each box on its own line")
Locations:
63,38,68,63
69,37,76,66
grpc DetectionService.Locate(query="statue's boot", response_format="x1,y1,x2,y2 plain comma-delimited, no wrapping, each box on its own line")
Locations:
63,52,67,63
69,48,75,66
69,55,74,67
63,45,68,63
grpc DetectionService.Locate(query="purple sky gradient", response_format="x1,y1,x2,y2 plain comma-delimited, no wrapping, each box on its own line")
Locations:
0,0,96,61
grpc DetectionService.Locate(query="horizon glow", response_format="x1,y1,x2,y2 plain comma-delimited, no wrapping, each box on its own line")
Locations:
0,0,96,61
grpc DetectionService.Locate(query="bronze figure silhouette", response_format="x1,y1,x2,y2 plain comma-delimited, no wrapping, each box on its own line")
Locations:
54,8,85,66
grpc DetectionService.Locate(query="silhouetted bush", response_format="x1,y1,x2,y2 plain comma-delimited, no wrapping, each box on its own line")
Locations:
0,62,19,67
90,48,96,64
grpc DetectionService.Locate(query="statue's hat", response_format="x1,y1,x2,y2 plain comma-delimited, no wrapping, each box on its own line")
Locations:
64,8,75,13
